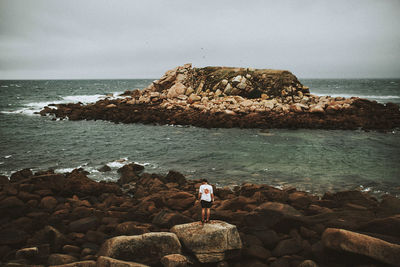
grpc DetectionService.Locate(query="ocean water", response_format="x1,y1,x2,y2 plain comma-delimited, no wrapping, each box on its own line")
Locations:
0,79,399,197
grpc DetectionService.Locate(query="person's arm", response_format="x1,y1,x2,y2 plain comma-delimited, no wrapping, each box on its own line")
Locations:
198,185,202,200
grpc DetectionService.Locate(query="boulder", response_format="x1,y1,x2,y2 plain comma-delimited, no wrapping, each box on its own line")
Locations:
40,196,58,210
97,256,150,267
10,168,33,183
272,238,303,257
358,215,400,237
98,232,181,265
164,191,196,210
0,229,28,245
243,245,271,260
244,201,303,228
322,228,400,266
160,254,192,267
49,261,96,267
152,210,194,228
15,247,38,260
48,253,78,265
170,220,242,263
69,217,98,233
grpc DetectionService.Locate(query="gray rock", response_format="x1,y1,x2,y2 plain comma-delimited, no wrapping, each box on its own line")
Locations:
170,220,242,263
98,232,181,265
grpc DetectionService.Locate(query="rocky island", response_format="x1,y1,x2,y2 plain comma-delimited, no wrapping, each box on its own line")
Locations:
40,64,400,130
1,165,400,266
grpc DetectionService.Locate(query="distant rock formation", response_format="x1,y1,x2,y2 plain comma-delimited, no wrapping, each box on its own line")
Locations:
40,64,400,130
146,63,310,101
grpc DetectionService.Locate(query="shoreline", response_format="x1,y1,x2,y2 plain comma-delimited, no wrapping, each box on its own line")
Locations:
1,164,399,266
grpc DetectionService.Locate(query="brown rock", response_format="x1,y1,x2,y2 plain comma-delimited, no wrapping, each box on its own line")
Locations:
63,244,81,255
272,238,303,257
165,191,196,210
40,196,58,210
48,253,78,265
98,232,181,265
115,222,150,235
0,196,24,208
322,228,400,266
160,254,192,267
69,217,98,233
10,168,33,183
15,247,38,260
165,171,187,185
0,229,28,245
97,256,149,267
244,245,271,260
49,260,96,267
0,175,9,184
152,210,194,228
358,215,400,237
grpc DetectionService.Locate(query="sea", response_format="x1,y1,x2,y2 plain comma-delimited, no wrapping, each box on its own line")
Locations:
1,79,399,198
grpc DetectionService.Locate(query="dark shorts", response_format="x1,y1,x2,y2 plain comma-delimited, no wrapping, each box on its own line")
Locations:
201,200,212,208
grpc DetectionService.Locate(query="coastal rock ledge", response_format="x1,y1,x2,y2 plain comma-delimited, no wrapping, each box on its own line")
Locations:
40,64,400,130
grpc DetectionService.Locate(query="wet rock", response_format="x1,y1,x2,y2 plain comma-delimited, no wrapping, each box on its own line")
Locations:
98,232,181,265
48,253,78,265
160,254,192,267
10,168,33,183
322,228,400,266
170,220,242,263
98,165,111,172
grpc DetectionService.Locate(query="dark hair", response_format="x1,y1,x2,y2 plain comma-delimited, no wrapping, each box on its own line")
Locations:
201,178,208,183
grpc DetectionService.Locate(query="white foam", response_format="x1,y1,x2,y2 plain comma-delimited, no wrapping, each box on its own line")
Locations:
55,167,76,173
315,93,400,100
106,158,129,168
4,155,12,159
1,92,125,116
0,162,4,165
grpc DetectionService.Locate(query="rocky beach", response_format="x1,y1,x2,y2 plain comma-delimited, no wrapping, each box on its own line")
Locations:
39,64,400,131
1,164,400,266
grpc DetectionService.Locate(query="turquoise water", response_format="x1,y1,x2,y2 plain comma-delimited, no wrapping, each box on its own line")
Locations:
0,79,399,197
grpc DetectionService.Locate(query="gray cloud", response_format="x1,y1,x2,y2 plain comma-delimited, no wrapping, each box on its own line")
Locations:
0,0,399,79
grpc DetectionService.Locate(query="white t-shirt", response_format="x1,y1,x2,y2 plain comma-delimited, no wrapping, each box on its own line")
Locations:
199,184,213,202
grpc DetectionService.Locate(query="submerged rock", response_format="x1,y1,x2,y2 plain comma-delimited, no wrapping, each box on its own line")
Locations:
170,220,242,263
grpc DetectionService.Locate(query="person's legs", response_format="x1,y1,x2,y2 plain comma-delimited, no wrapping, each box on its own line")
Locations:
201,208,205,222
206,208,210,222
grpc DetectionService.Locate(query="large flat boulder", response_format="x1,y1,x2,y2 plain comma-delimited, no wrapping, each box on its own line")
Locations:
170,220,242,263
322,228,400,266
98,232,181,265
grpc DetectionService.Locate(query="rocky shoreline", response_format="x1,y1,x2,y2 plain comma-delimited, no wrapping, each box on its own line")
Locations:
39,64,400,131
1,164,399,266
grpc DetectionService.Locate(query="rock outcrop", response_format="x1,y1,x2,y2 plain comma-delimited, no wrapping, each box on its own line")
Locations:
1,165,399,266
40,64,400,131
170,220,242,263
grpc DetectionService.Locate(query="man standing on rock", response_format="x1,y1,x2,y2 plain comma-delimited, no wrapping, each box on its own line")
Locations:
198,179,214,224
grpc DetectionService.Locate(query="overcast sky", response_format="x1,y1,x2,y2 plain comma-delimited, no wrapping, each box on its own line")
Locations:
0,0,399,79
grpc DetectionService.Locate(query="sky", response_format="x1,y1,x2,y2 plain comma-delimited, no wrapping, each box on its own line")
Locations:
0,0,400,79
